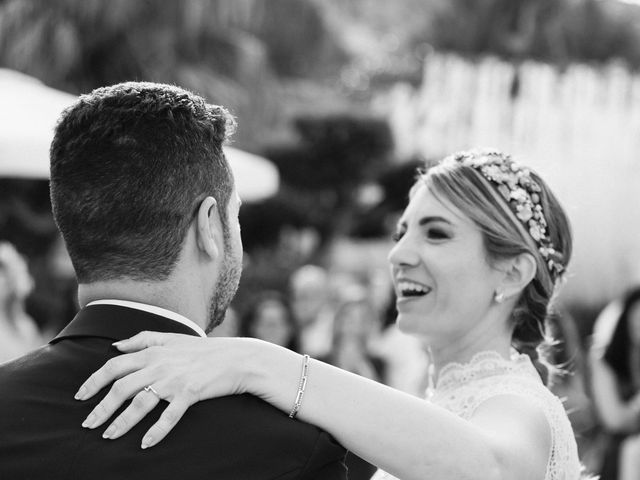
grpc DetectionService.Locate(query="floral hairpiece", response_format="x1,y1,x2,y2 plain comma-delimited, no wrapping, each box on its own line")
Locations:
450,150,564,278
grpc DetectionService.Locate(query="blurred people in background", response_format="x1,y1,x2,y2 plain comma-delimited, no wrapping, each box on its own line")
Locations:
589,287,640,480
322,288,384,382
546,310,599,473
369,291,430,396
0,241,43,362
209,306,240,338
241,291,299,351
321,289,385,382
319,286,385,480
290,264,333,357
25,234,77,338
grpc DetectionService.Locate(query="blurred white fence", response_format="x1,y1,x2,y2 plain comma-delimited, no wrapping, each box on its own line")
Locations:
375,53,640,307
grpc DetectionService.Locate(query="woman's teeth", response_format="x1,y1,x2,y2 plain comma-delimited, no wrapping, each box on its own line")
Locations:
397,281,431,297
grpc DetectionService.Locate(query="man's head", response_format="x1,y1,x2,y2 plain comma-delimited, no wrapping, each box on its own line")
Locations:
50,82,242,330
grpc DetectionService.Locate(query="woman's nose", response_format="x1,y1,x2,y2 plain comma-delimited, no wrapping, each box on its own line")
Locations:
387,235,419,268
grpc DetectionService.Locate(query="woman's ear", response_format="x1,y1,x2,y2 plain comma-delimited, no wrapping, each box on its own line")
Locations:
195,196,222,260
499,252,537,300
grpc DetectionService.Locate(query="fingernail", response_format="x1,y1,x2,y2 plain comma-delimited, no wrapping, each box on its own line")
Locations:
112,341,122,346
102,425,116,439
82,412,96,428
75,386,87,400
141,435,153,449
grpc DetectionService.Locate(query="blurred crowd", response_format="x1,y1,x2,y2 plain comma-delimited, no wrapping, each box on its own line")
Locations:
4,236,640,480
215,264,430,396
0,242,42,361
212,263,429,479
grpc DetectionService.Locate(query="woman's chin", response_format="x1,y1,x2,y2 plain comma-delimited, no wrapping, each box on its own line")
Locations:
395,313,424,336
395,311,445,341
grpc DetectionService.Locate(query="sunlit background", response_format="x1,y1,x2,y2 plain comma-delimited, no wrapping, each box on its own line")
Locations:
4,0,640,475
2,0,640,331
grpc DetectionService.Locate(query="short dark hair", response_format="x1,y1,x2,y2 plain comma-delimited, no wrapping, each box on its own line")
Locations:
50,82,236,283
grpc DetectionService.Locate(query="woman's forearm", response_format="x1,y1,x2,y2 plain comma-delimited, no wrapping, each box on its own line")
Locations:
603,403,640,433
590,356,640,433
246,342,503,480
606,398,640,433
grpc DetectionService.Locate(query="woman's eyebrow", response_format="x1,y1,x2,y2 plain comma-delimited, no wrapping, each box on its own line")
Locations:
396,216,453,230
417,216,453,227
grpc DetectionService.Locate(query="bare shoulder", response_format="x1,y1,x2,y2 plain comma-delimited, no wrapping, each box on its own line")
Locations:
469,394,551,480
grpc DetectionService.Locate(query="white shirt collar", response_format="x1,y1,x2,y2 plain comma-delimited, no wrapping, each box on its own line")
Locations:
86,299,207,338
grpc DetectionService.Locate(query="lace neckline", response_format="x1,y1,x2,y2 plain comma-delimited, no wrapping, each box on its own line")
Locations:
378,349,583,480
427,349,537,397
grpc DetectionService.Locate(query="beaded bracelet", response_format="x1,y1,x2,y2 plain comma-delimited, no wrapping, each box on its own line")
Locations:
289,354,310,419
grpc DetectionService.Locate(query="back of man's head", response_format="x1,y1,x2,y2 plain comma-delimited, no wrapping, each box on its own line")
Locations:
50,82,236,284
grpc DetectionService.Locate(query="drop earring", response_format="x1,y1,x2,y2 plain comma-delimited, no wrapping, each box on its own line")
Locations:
494,291,505,303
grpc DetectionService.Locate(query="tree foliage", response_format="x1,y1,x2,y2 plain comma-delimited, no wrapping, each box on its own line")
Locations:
349,157,425,239
262,113,394,246
0,0,350,148
424,0,640,67
269,114,393,191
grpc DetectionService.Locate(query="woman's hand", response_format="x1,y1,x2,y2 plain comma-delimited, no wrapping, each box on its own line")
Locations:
75,332,256,449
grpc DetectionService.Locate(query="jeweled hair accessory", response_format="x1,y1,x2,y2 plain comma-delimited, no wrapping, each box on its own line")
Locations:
448,150,564,278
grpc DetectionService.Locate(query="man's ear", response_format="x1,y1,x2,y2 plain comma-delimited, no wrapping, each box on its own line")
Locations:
499,252,537,300
195,196,222,260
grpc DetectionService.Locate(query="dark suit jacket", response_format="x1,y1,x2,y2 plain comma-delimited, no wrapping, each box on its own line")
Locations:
0,304,347,480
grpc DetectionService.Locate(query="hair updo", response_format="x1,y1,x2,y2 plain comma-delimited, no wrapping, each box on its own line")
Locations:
417,149,572,383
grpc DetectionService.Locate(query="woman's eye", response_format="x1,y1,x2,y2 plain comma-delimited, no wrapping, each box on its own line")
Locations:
391,230,405,242
426,229,449,240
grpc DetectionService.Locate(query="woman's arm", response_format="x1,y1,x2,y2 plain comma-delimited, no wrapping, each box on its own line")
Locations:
252,344,549,480
589,352,640,433
77,333,550,480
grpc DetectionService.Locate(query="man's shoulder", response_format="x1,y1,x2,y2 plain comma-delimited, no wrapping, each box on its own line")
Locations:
178,394,347,477
188,393,331,443
0,350,347,479
0,344,50,379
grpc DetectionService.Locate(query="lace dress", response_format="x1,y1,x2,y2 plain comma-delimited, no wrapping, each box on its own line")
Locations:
371,350,582,480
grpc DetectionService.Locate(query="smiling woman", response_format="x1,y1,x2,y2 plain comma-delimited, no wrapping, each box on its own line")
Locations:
75,149,588,480
389,185,507,344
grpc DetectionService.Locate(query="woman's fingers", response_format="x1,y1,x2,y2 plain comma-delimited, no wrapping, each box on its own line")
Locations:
113,331,188,353
76,333,194,400
100,387,162,440
74,334,231,447
75,350,147,401
81,368,154,429
140,398,190,449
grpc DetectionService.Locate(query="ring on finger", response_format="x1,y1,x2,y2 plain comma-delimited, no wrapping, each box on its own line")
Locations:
143,385,161,400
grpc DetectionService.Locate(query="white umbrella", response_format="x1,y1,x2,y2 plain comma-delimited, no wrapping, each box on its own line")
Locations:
0,69,278,201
